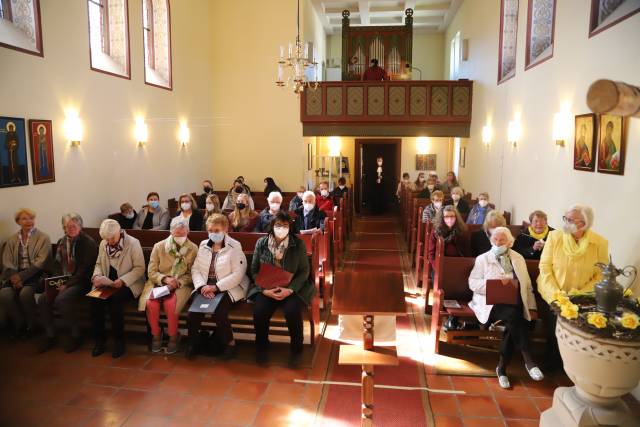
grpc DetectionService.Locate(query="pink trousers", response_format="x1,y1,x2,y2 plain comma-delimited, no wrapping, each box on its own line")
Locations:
146,292,178,337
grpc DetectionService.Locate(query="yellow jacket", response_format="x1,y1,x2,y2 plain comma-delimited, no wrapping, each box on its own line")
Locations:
537,229,609,304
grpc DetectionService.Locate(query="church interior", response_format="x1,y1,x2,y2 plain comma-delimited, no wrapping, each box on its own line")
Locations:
1,0,640,426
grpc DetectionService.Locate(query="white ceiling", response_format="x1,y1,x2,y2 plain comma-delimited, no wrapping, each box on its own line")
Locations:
310,0,463,35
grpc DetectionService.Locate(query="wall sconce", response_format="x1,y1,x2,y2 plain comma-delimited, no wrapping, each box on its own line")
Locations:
416,137,429,154
64,113,83,147
552,111,571,147
134,118,148,147
328,136,341,157
481,125,493,146
507,120,521,147
178,122,190,146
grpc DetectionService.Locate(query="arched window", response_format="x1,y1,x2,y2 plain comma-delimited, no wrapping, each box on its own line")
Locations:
87,0,130,78
143,0,172,90
0,0,43,56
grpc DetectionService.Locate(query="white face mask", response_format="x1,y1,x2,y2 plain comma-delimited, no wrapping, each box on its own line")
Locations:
303,202,314,212
338,185,345,190
433,201,442,209
273,226,289,239
562,221,578,235
206,203,215,211
297,192,304,198
419,178,425,183
269,202,281,212
124,212,135,219
478,200,488,208
320,190,329,197
173,236,187,245
181,202,192,211
451,194,461,202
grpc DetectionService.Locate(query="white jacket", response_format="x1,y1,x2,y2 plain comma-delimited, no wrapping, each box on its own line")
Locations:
191,235,250,302
468,248,537,324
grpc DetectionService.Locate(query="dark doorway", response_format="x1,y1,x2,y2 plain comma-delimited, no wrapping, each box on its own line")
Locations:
355,139,401,215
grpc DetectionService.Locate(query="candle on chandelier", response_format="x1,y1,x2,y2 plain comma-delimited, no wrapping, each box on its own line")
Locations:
277,64,283,81
288,43,292,58
304,43,309,60
279,46,284,60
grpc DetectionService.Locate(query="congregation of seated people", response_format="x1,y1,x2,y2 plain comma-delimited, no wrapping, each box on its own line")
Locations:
0,175,348,368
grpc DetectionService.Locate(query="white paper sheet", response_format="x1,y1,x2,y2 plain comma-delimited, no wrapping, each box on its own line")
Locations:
151,285,170,299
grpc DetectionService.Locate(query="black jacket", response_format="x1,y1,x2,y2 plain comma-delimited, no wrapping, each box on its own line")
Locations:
176,209,204,232
54,231,99,290
470,229,492,257
331,186,348,199
294,206,326,233
114,211,137,229
513,227,555,260
453,198,470,216
255,208,282,232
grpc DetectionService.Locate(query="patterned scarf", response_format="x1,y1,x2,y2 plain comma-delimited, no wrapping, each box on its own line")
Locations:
562,230,591,258
496,252,514,275
267,234,289,267
56,235,77,275
164,236,189,278
106,231,125,258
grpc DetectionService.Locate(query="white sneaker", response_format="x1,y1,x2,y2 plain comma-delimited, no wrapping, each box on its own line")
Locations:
496,367,510,389
527,366,544,381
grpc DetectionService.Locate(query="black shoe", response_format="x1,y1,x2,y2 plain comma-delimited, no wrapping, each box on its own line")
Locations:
64,336,83,353
256,350,269,366
92,341,106,357
185,341,199,360
37,336,56,354
220,345,237,361
112,340,126,359
288,351,303,369
207,337,224,356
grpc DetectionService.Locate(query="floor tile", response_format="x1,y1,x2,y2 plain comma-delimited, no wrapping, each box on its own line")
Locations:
264,382,306,404
212,399,259,425
254,403,308,427
82,409,132,427
157,372,202,394
496,395,539,419
428,394,459,415
123,413,171,427
434,415,464,427
190,375,235,397
462,418,505,427
227,379,269,401
66,384,118,410
457,395,501,418
124,371,169,391
451,377,490,395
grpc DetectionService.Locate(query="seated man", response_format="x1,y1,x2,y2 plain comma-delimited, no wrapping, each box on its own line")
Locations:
513,210,553,260
421,190,444,224
316,181,334,214
288,186,306,212
294,191,326,234
114,203,137,229
255,191,284,232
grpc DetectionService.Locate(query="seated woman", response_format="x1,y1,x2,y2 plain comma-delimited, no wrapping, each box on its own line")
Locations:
187,214,249,359
294,191,326,234
255,192,284,232
90,219,145,358
316,182,334,213
236,176,251,194
331,176,348,199
288,186,306,212
450,187,470,218
0,208,51,339
176,193,204,232
263,177,282,197
198,180,220,210
466,192,493,225
396,172,411,200
428,206,467,269
139,218,197,354
468,227,543,389
440,171,460,194
538,205,608,370
114,203,137,229
228,193,260,232
37,213,98,353
202,194,222,229
134,192,170,230
222,179,255,211
249,212,313,367
513,210,554,260
421,190,444,224
471,210,507,257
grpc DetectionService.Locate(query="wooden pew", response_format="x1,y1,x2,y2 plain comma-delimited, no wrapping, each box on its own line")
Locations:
409,199,430,256
169,191,298,217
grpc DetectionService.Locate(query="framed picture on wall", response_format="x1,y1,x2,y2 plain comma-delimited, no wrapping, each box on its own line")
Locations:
573,113,597,172
415,154,436,171
28,119,55,184
525,0,556,70
597,114,627,175
0,116,29,188
589,0,640,38
0,0,44,57
497,0,519,84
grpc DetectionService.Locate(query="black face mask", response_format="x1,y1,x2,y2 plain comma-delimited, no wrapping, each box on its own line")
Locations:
234,187,243,193
203,186,211,193
236,203,246,210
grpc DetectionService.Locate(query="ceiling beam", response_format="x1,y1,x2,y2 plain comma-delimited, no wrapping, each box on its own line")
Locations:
358,1,370,25
440,0,462,32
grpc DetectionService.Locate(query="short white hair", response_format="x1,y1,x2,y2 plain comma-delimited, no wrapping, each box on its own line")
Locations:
566,204,594,230
99,219,121,240
490,226,515,247
302,191,316,202
268,191,283,202
62,212,83,228
170,216,190,233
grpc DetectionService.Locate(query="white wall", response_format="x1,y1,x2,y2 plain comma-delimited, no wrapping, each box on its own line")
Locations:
445,0,640,276
0,0,217,242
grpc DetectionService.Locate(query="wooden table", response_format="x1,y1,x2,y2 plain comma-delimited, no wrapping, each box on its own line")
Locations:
332,271,407,427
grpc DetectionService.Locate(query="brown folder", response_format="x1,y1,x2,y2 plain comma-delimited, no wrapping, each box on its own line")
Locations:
255,262,293,289
86,286,118,300
44,275,71,305
486,279,519,305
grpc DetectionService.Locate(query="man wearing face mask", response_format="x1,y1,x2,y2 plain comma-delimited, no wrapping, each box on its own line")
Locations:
255,192,285,232
537,205,608,371
421,190,444,224
316,181,334,214
466,192,494,225
288,186,306,212
331,177,349,199
294,191,326,234
115,202,137,229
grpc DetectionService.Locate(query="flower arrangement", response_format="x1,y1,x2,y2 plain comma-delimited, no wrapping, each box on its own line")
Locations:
551,289,640,341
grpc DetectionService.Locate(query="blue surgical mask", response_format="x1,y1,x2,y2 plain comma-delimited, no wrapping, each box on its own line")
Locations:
209,232,225,243
149,201,160,209
491,245,508,256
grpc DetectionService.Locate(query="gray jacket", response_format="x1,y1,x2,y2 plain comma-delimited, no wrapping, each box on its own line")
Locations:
133,206,170,230
92,232,146,298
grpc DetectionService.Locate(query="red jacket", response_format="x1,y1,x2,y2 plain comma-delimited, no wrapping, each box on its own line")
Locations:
316,195,334,214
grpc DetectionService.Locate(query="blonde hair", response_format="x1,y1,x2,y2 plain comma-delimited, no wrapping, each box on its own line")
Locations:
206,213,229,229
451,186,464,197
478,192,490,200
483,210,506,232
431,190,444,201
14,208,36,224
178,193,197,209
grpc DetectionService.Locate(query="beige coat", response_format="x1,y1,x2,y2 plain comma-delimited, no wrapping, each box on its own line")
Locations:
93,232,146,298
138,237,198,313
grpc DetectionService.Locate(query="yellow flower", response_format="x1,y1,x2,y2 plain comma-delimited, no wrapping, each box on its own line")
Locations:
620,313,640,330
560,302,579,320
623,288,634,298
587,312,607,329
554,291,570,305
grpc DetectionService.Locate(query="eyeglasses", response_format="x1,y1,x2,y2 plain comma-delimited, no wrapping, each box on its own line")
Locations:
562,216,584,225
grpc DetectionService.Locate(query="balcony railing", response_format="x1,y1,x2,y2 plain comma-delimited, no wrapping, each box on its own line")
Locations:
300,80,473,137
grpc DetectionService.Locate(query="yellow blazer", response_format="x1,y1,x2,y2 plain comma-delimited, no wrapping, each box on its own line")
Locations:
537,229,608,304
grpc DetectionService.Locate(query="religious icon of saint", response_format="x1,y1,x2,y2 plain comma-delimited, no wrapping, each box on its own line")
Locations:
574,123,591,168
37,124,49,177
5,122,20,183
599,121,618,170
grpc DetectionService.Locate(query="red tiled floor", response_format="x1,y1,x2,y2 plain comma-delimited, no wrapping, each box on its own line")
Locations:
66,384,118,410
486,377,529,397
170,395,220,423
87,367,136,387
254,403,308,427
434,415,464,426
227,379,269,401
82,409,132,427
428,394,459,415
450,376,490,395
495,396,539,419
124,371,169,391
157,373,202,394
103,389,149,413
532,397,553,412
426,374,454,390
123,413,171,427
143,356,176,373
457,395,501,418
191,375,235,397
505,420,539,427
137,391,189,418
264,382,306,404
522,378,557,398
212,398,260,425
462,418,506,427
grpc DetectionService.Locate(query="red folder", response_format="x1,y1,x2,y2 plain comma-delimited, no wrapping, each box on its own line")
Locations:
486,279,519,305
255,263,293,289
86,286,118,300
44,275,71,305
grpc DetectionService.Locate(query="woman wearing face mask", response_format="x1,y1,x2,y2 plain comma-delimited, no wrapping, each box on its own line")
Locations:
139,218,197,354
187,214,249,359
450,187,469,219
294,191,326,234
440,171,459,194
421,190,444,224
413,172,427,192
513,210,554,260
469,227,543,389
255,192,284,232
288,186,306,212
471,210,507,257
134,192,170,230
466,192,494,225
396,172,411,200
249,212,314,367
263,177,282,197
115,203,137,229
331,176,349,199
222,179,255,211
316,181,334,214
236,176,251,194
537,205,608,371
176,193,204,232
228,193,259,232
198,180,220,210
202,194,222,230
428,206,467,269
